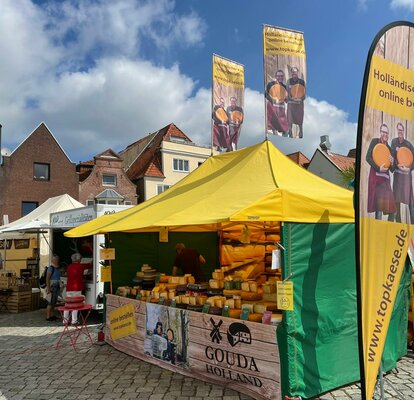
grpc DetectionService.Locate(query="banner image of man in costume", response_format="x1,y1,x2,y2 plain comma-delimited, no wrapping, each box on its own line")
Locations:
356,21,414,400
211,54,244,152
263,25,306,139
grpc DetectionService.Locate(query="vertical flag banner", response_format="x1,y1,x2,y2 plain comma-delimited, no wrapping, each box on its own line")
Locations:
211,54,244,152
355,21,414,400
263,25,306,139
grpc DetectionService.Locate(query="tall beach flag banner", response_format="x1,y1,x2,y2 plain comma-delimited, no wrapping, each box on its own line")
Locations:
355,21,414,399
211,54,244,153
263,25,306,139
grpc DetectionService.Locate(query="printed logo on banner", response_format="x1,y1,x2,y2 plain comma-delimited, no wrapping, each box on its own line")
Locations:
205,317,262,387
227,323,252,347
209,318,223,343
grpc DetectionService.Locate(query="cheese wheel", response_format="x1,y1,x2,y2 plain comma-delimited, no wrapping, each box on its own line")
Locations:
64,302,85,309
260,301,278,312
223,289,242,297
248,313,263,323
64,295,85,303
159,275,169,283
229,309,242,319
241,282,250,292
241,291,262,301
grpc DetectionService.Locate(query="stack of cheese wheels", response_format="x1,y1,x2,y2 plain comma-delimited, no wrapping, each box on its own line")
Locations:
64,295,85,309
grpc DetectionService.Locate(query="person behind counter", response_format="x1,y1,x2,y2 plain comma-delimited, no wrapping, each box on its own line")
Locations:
63,252,90,325
172,243,206,283
46,254,61,321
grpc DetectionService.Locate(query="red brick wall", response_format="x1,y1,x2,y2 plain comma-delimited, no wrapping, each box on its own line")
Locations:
79,157,137,205
0,123,79,223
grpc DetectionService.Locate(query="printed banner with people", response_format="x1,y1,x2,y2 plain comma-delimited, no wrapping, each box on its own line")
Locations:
356,21,414,400
211,54,244,152
263,25,306,139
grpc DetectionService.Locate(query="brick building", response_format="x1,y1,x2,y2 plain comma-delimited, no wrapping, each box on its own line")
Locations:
0,122,79,223
77,149,137,205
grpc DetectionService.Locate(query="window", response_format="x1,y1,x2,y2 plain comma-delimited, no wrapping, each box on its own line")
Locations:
33,163,50,180
173,159,189,172
102,174,116,186
124,201,132,205
22,201,38,217
157,185,170,195
86,200,95,206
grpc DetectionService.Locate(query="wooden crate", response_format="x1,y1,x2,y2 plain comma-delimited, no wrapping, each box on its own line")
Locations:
0,275,16,289
7,291,31,313
9,284,31,292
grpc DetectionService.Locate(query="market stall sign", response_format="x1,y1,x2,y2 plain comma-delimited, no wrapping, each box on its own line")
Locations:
100,248,115,260
277,281,294,311
100,265,112,282
109,302,136,340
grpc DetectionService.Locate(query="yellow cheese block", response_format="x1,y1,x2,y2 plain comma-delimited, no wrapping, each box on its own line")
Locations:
249,281,258,292
212,271,224,280
234,297,242,309
196,296,207,305
241,303,254,312
262,292,277,302
263,283,277,294
225,299,235,309
159,274,170,283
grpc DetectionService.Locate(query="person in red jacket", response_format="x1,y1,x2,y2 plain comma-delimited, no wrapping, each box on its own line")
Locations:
63,253,90,325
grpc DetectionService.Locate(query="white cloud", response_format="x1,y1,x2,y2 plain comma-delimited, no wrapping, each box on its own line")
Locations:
0,0,356,165
390,0,414,10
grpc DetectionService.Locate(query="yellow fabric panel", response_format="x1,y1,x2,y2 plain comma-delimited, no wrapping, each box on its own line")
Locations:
65,141,354,238
360,217,412,399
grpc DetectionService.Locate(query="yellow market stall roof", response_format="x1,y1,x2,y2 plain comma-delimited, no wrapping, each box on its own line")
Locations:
65,140,354,238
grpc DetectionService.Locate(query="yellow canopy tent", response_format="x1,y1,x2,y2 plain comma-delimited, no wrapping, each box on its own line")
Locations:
65,140,353,238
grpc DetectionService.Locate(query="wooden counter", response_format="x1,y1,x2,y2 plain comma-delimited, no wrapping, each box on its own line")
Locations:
105,294,281,400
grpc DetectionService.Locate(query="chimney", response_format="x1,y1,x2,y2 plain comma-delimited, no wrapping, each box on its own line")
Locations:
320,135,331,151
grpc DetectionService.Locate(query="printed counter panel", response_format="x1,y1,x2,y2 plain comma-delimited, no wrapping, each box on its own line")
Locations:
105,295,281,400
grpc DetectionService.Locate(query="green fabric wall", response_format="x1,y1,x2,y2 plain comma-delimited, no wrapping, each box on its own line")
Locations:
277,222,409,399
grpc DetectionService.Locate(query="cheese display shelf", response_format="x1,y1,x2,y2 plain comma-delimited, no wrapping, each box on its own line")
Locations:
105,294,282,400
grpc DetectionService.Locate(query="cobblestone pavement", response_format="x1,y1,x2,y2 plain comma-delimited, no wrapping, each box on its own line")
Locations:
0,309,413,400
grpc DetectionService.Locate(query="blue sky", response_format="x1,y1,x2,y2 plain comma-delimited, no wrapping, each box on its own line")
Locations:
1,0,414,162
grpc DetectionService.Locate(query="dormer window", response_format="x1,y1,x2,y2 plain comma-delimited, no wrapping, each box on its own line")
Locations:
34,163,50,181
170,136,187,144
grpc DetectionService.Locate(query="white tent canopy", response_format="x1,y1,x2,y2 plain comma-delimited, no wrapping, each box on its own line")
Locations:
0,194,83,237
